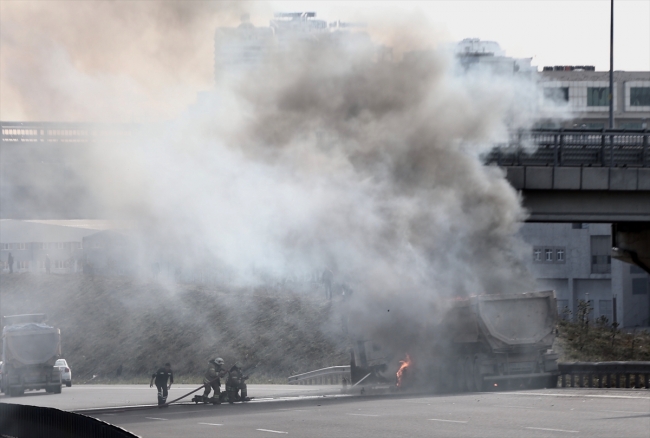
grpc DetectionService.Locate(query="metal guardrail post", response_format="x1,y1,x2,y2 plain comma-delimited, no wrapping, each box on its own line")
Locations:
641,129,650,167
601,130,607,166
610,131,615,168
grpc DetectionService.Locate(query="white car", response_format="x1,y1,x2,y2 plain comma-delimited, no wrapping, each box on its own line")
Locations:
55,359,72,387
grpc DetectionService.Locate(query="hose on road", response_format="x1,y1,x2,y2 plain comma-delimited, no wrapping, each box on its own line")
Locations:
162,376,220,407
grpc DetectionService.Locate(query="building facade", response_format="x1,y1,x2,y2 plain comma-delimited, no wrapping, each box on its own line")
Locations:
0,220,112,274
539,69,650,129
521,222,650,328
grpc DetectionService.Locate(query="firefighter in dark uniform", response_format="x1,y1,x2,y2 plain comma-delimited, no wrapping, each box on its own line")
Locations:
225,362,249,403
202,357,225,403
150,363,173,406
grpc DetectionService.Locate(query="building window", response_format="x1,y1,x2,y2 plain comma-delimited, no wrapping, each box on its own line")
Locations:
599,300,613,322
545,249,554,262
630,265,645,274
18,243,26,250
17,261,29,270
630,87,650,106
619,121,643,130
590,235,611,274
533,247,565,264
632,278,648,295
587,87,609,106
557,299,570,320
544,87,569,103
1,243,9,250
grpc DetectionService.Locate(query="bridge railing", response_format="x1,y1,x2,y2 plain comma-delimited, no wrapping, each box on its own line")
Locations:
1,121,137,144
558,361,650,389
287,365,351,385
486,129,650,167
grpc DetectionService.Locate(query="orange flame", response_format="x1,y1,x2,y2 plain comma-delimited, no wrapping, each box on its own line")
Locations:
396,354,412,387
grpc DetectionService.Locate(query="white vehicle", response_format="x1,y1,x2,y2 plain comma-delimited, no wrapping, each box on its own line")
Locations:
54,359,72,387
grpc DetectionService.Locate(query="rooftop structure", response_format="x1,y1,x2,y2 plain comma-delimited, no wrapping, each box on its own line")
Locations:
213,12,371,82
455,38,536,74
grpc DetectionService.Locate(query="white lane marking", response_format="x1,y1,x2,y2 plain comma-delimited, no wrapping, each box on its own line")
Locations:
525,427,579,433
256,429,288,434
145,417,168,421
346,413,380,417
199,423,223,426
428,419,468,423
493,405,536,409
594,410,650,415
499,392,650,400
276,409,307,412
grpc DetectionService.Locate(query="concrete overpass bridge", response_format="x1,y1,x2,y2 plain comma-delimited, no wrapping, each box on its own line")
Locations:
2,122,650,270
485,128,650,271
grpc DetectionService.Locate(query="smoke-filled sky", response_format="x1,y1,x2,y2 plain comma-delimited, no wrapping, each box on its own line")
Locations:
2,0,648,122
2,1,554,369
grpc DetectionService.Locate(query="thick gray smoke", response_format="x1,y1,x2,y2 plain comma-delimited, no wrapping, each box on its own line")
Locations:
2,2,543,378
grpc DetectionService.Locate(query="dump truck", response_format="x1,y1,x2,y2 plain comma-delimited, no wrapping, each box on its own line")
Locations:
350,290,559,392
1,314,63,397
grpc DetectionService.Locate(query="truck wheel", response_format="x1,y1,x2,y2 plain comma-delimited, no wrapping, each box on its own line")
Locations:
464,357,475,392
53,385,62,394
473,358,485,392
66,381,72,387
455,360,465,392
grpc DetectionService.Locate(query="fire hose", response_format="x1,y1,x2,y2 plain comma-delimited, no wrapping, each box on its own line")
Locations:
162,376,221,407
164,363,257,407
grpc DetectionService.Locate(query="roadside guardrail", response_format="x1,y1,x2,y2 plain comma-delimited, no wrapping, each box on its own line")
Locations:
288,366,351,385
558,361,650,389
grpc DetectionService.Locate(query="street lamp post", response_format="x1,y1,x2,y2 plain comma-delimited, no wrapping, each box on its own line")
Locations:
609,0,614,129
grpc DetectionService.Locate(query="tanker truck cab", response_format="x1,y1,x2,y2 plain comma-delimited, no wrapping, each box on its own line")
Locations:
1,314,63,397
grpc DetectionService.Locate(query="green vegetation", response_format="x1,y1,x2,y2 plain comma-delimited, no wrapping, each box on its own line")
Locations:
557,300,650,362
0,274,349,383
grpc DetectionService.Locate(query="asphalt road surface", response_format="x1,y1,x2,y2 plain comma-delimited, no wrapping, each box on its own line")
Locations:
87,387,650,437
3,385,649,437
0,384,335,411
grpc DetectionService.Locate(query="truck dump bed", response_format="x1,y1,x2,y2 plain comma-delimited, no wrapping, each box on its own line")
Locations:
477,291,557,351
448,290,557,351
3,323,61,366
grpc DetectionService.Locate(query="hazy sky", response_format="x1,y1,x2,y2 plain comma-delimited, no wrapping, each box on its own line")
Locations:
1,0,647,122
269,0,650,71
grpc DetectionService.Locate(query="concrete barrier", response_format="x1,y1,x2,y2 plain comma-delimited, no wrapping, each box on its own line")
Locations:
558,361,650,389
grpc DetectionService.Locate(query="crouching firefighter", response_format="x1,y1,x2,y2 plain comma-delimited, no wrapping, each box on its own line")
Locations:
201,357,225,404
150,362,173,406
225,362,250,403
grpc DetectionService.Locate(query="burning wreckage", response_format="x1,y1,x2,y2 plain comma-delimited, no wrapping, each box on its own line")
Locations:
349,290,559,393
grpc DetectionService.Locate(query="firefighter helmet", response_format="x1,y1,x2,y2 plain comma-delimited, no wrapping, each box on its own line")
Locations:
215,357,225,366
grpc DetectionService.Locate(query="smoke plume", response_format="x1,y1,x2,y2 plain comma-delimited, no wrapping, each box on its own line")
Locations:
2,2,544,379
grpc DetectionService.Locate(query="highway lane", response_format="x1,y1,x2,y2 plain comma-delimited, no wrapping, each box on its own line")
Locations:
0,384,336,411
88,388,650,438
